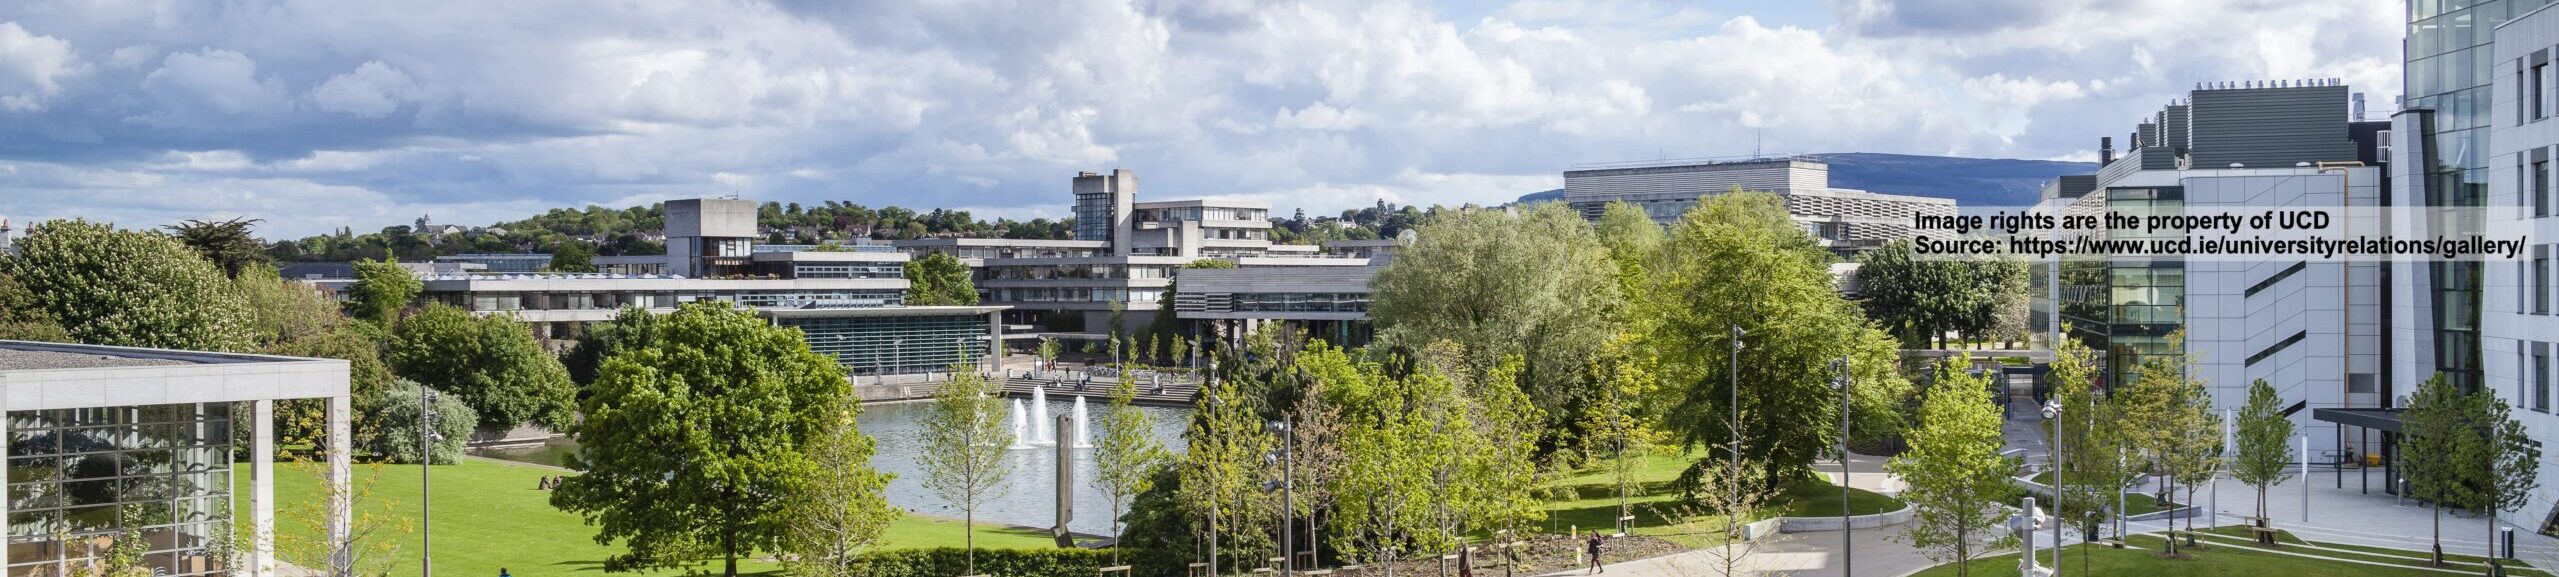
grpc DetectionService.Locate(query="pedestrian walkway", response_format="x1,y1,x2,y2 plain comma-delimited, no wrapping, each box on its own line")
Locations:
2135,470,2559,563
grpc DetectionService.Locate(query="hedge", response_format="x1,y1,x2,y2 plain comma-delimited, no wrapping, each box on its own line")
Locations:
851,547,1117,577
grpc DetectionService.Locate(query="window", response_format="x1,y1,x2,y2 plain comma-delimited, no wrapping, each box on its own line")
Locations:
2534,62,2549,121
2536,159,2551,217
2539,244,2552,315
2536,341,2551,413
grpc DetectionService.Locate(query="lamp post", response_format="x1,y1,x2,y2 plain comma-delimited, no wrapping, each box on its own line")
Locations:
2040,399,2064,573
1726,324,1744,562
1265,417,1295,577
422,387,441,577
1832,357,1852,577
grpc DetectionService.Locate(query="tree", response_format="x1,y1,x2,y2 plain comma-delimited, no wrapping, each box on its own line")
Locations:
1312,348,1438,577
0,272,70,342
236,264,397,453
917,355,1012,575
364,381,477,464
2043,328,2131,573
2473,393,2542,575
1593,201,1664,327
4,219,253,352
388,303,577,431
165,217,272,278
1368,203,1621,452
1889,355,2017,577
1037,337,1061,374
1095,362,1171,564
552,302,854,576
2115,330,2215,555
781,403,901,577
2402,372,2471,565
1467,354,1546,551
1648,192,1890,489
1582,333,1668,533
279,460,410,577
2231,378,2296,533
549,240,598,273
904,251,979,306
346,256,422,326
1184,371,1276,575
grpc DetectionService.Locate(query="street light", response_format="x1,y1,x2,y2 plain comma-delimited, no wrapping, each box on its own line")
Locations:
1832,357,1852,577
1263,417,1295,577
2040,399,2063,573
422,387,442,577
1726,324,1744,564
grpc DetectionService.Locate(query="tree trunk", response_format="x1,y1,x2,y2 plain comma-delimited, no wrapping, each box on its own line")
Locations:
2431,502,2443,566
968,508,979,574
724,527,739,577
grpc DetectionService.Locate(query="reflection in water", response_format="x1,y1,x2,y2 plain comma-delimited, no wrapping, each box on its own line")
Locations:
474,398,1191,536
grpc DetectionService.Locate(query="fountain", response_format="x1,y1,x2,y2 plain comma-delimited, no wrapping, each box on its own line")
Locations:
1010,400,1030,449
1072,396,1092,448
1031,387,1053,445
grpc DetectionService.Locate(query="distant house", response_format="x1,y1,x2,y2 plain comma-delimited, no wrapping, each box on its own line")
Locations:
414,215,468,236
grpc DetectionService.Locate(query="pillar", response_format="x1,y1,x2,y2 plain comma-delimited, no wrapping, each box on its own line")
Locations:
326,396,353,572
251,399,275,577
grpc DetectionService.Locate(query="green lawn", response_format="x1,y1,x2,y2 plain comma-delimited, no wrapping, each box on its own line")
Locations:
1910,534,2526,577
240,457,1053,577
2021,473,2177,516
1540,452,1901,546
2192,526,2551,576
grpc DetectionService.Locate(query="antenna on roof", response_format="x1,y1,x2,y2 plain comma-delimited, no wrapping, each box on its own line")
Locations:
1754,130,1764,158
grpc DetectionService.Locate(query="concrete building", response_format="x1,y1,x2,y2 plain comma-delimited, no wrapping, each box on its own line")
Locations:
1561,157,1957,254
1171,265,1378,346
0,340,350,577
399,198,1006,376
2473,2,2559,532
896,170,1370,344
437,253,552,273
2050,82,2387,463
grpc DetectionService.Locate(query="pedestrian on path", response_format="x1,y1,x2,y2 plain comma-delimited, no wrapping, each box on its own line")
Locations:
1585,531,1605,574
1458,543,1473,577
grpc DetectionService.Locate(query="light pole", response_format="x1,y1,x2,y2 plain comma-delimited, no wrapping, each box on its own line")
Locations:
1265,417,1295,577
1206,356,1221,577
422,386,441,577
2041,399,2064,573
1726,324,1744,562
1832,357,1852,577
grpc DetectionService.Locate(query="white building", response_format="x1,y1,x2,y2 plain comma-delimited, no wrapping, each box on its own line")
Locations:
2474,3,2559,530
1561,157,1957,254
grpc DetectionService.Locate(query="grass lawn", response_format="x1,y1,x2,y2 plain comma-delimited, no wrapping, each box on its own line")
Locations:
239,457,1053,577
2021,473,2176,516
2192,526,2552,576
1539,452,1901,547
1910,533,2525,577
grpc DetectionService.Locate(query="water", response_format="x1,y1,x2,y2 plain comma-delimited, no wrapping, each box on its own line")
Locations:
474,397,1193,537
862,398,1191,536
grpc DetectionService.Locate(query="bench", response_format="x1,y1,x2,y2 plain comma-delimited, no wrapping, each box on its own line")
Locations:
2241,516,2278,546
1098,566,1132,577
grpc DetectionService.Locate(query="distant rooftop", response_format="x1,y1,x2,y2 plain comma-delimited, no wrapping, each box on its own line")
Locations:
0,348,196,371
1567,154,1824,172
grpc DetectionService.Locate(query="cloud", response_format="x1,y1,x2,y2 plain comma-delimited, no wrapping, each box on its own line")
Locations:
0,1,2403,238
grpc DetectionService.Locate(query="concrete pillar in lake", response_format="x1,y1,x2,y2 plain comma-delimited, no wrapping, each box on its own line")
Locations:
1054,413,1076,547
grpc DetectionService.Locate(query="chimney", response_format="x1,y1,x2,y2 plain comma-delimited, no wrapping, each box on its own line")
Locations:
2100,137,2115,165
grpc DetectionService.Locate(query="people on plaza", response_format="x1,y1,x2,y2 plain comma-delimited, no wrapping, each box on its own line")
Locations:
1585,531,1606,574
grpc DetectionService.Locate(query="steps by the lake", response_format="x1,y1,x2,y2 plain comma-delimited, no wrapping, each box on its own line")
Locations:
853,371,1200,406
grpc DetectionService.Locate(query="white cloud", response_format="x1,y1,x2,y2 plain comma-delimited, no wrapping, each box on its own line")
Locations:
0,0,2406,237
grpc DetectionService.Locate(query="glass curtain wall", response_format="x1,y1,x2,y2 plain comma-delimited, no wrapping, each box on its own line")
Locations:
8,403,233,577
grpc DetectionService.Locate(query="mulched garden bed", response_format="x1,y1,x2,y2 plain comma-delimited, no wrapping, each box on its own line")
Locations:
1314,534,1685,577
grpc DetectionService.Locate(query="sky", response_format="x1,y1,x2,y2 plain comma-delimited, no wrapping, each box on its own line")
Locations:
0,0,2404,238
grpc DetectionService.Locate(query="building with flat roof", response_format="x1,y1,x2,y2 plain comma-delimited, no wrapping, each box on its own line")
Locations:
0,340,351,577
895,170,1371,346
1562,157,1957,254
362,198,1008,376
2472,3,2559,532
2049,81,2387,466
437,253,553,273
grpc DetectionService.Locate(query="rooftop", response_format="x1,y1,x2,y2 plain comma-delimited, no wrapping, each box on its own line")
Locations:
0,348,196,371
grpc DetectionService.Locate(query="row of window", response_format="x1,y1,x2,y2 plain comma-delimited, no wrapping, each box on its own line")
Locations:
1229,292,1370,313
792,264,903,279
991,287,1166,303
983,265,1175,280
440,290,904,312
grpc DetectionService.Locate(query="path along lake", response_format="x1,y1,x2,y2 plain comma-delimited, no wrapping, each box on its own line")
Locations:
476,394,1192,537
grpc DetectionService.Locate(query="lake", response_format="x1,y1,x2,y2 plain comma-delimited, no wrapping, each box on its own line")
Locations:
475,394,1193,538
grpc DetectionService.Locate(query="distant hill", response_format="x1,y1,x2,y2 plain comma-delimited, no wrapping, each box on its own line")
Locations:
1516,152,2094,207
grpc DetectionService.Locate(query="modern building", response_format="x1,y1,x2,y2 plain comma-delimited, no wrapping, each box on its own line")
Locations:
2049,82,2387,464
397,198,1007,376
0,340,351,577
1171,265,1379,346
436,253,553,273
1561,157,1958,254
895,170,1372,345
2471,2,2559,532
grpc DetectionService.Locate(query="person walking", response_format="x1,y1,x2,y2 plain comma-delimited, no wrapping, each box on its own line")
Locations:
1457,542,1474,577
1585,531,1605,574
499,568,511,577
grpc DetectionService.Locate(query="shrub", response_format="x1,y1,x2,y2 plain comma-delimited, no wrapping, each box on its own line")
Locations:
848,548,1114,577
363,380,478,464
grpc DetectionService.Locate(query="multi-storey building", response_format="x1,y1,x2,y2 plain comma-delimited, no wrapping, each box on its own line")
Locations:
896,170,1370,343
2472,2,2559,531
404,198,1005,376
437,253,553,273
2051,82,2388,464
1561,157,1958,255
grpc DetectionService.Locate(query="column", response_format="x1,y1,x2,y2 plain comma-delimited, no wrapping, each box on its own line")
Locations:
251,399,275,577
326,395,352,573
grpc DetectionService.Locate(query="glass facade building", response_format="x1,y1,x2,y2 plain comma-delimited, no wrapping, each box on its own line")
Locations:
2058,186,2188,389
2408,0,2555,390
7,404,233,577
780,313,998,375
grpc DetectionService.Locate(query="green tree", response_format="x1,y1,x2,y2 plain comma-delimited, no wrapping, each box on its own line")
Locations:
1367,203,1621,451
1095,363,1170,563
2115,330,2216,554
2402,372,2470,565
1582,333,1667,532
917,356,1012,574
388,303,577,431
552,302,853,576
2231,378,2296,533
0,272,70,342
1648,192,1886,488
904,251,979,306
235,264,397,453
4,219,253,351
1888,355,2017,577
781,404,901,577
363,381,477,464
1467,354,1546,547
346,256,422,326
1183,373,1276,575
1310,347,1437,577
164,217,272,278
2474,393,2542,575
1593,201,1665,330
549,240,598,273
2043,329,2131,572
